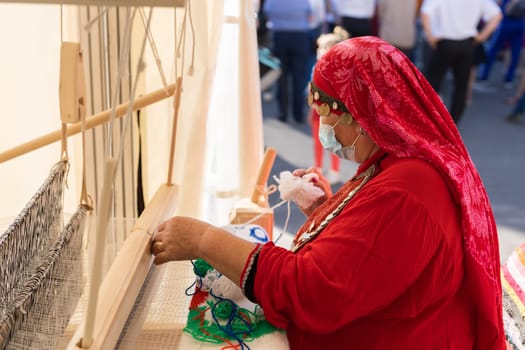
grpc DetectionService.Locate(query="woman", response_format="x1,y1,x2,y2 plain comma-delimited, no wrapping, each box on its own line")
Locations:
151,37,505,349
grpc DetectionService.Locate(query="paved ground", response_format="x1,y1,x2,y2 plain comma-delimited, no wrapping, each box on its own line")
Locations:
262,61,525,262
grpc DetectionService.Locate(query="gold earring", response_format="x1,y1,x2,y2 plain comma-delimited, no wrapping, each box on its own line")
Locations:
308,94,314,106
340,112,353,124
319,103,330,117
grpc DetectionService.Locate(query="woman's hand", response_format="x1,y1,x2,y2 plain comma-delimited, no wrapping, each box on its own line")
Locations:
151,216,213,265
292,167,332,216
151,216,257,286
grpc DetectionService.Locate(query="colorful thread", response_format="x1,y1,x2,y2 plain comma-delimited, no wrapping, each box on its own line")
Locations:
183,262,279,349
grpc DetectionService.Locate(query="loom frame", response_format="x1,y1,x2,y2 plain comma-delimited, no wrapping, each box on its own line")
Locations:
66,184,178,349
2,0,266,347
0,1,184,6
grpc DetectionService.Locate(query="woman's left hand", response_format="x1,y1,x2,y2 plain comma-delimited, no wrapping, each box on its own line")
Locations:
292,167,332,216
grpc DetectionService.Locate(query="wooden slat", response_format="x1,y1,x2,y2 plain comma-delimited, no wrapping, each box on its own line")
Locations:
86,6,107,255
67,184,178,350
0,82,176,164
0,0,184,6
106,7,130,246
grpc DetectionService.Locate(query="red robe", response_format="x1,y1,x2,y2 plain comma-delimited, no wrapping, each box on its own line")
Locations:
253,154,478,349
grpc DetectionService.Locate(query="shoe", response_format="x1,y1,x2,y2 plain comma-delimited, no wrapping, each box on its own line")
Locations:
327,170,340,185
505,113,523,124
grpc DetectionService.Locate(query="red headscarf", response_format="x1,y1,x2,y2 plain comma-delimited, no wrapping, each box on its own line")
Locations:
313,36,504,349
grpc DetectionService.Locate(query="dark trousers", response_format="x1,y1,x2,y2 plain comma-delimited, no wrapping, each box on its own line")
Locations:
340,17,372,37
272,30,313,123
425,38,474,123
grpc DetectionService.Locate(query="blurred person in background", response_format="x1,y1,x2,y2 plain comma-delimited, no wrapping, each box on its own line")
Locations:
503,68,525,122
264,0,314,123
377,0,418,60
421,0,502,123
477,0,525,88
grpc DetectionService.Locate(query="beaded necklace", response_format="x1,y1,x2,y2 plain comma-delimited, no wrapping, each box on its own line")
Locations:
291,164,376,253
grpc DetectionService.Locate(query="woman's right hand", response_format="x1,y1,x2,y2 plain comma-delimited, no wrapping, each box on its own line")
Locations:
151,216,212,264
292,167,332,216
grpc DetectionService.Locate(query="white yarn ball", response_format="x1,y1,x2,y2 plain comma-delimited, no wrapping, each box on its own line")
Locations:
274,171,325,208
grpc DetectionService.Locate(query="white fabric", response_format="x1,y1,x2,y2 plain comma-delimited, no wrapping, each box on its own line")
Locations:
336,0,376,18
421,0,501,40
144,0,264,222
141,2,226,219
237,0,265,200
504,311,525,350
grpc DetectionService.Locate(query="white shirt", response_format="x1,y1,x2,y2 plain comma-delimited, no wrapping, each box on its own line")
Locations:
421,0,501,40
336,0,376,19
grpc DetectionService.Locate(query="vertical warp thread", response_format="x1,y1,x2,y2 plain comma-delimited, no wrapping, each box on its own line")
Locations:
0,161,87,349
3,205,87,349
0,161,67,309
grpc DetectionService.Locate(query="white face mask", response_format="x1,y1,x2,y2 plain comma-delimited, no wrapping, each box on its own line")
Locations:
318,121,361,162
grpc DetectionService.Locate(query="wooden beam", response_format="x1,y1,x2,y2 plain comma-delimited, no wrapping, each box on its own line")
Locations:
0,0,184,6
67,184,178,349
0,83,176,164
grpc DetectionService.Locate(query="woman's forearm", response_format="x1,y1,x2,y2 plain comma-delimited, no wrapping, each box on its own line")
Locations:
152,216,258,287
198,226,258,286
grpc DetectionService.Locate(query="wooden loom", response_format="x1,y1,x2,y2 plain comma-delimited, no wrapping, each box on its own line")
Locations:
68,184,179,349
0,77,180,349
0,0,271,348
0,51,182,348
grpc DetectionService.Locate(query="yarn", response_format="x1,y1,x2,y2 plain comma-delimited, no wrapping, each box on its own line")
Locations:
183,224,284,348
193,258,213,278
273,171,324,209
183,266,280,349
213,299,234,320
